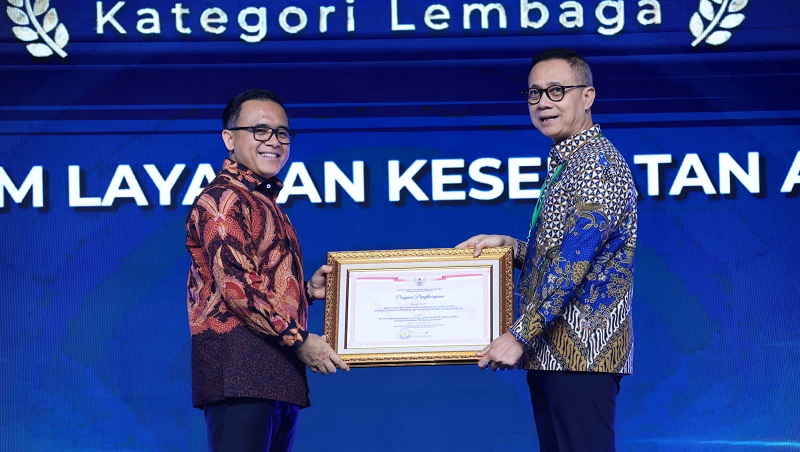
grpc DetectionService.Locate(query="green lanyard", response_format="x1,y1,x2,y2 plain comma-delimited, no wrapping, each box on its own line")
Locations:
529,162,564,231
528,131,602,235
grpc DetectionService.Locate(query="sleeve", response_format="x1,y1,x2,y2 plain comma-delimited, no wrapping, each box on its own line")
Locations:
511,151,628,346
193,187,308,348
513,239,527,269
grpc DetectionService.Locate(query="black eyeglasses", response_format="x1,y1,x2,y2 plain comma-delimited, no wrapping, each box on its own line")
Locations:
228,126,296,144
522,85,587,105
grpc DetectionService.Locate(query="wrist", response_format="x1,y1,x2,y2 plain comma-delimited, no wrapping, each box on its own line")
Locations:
291,329,310,350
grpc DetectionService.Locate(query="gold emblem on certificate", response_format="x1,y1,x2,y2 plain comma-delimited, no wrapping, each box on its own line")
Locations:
323,247,514,366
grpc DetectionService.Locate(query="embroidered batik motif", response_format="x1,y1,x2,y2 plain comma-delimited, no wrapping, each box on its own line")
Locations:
512,125,637,374
186,159,308,348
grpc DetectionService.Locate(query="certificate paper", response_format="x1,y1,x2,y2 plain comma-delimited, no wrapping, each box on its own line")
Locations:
323,247,514,366
347,269,491,348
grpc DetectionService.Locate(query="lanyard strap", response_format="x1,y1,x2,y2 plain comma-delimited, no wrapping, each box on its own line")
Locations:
529,162,564,232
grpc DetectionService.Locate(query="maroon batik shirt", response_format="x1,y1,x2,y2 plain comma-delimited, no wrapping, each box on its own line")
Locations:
186,159,310,408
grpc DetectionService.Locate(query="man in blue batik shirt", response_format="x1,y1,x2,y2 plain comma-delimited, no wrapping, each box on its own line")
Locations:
457,48,637,452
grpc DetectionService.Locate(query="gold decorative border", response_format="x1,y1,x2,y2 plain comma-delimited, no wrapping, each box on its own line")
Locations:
324,247,514,367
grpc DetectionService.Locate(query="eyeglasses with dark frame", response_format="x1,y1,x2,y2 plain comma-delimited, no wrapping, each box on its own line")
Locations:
522,85,587,105
228,126,296,144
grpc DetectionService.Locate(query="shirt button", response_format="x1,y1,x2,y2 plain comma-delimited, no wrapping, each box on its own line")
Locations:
266,184,271,188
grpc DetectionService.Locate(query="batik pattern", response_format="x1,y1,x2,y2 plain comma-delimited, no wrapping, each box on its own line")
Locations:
187,159,308,346
512,125,637,374
186,159,310,407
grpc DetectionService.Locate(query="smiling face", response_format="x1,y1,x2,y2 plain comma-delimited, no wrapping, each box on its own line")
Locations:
527,58,595,144
222,99,290,179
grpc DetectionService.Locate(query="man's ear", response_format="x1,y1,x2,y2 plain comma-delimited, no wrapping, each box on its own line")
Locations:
583,86,596,111
222,129,235,153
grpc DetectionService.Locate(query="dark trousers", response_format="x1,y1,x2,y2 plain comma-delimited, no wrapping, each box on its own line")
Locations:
527,370,622,452
204,397,300,452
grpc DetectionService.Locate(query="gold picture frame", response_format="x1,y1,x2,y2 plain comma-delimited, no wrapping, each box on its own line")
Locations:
323,247,514,367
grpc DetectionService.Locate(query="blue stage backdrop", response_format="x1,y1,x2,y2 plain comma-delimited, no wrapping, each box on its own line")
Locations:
1,0,799,450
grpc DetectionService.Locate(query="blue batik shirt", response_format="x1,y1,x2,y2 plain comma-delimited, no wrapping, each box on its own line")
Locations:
511,125,637,374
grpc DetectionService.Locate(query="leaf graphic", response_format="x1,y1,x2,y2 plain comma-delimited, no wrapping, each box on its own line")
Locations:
7,5,29,24
699,0,715,21
719,13,745,29
705,30,732,45
32,0,48,16
12,25,37,41
9,0,69,58
728,0,748,12
691,0,747,47
27,43,53,57
689,12,704,38
42,8,57,32
54,23,69,48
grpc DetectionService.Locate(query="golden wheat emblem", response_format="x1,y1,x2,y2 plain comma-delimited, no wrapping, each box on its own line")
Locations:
6,0,69,58
690,0,748,47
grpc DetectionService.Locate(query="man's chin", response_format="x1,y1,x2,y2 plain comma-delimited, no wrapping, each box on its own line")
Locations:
252,168,279,179
539,127,561,141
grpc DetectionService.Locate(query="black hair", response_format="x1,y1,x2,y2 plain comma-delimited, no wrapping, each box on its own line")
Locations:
222,88,285,130
529,48,593,87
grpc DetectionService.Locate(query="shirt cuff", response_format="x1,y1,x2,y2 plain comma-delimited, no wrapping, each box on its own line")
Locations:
280,323,310,349
290,329,310,350
510,328,531,348
514,239,527,269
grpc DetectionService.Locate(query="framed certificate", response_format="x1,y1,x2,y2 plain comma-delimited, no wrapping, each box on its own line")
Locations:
323,247,514,367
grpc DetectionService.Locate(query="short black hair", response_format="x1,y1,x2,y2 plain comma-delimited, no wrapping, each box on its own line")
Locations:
529,48,593,87
222,88,285,130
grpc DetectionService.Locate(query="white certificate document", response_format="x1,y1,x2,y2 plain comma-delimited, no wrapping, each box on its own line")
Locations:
345,268,491,349
323,247,514,366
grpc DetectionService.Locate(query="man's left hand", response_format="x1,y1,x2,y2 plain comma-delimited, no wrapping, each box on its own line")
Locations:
476,332,524,371
296,333,350,374
307,265,332,300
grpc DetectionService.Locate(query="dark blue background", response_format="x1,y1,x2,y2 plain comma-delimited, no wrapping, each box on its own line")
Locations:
2,0,799,450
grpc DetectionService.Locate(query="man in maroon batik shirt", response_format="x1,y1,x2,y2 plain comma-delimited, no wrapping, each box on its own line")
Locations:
186,88,348,451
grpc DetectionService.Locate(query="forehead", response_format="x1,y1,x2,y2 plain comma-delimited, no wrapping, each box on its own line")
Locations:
238,99,288,126
528,59,576,85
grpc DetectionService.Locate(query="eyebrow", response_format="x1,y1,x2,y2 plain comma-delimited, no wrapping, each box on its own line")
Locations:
251,123,289,130
529,81,568,88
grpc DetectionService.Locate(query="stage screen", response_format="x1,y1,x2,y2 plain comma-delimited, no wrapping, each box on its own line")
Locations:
1,0,799,450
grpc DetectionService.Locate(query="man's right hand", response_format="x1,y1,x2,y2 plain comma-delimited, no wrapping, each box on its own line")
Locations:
455,234,516,257
296,333,350,375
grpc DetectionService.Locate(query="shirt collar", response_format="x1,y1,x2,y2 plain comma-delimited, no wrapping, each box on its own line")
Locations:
550,124,603,165
221,158,283,195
